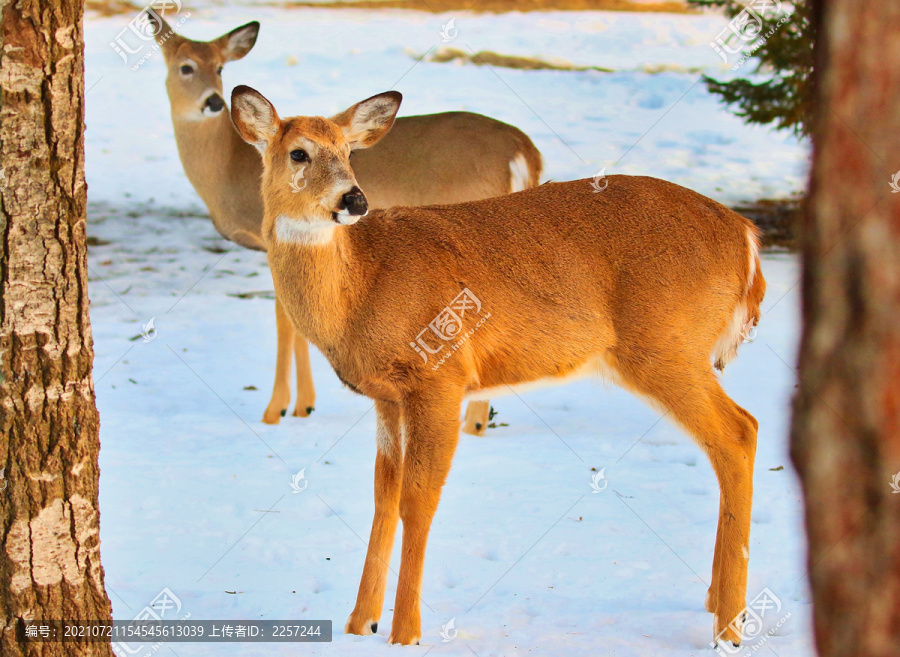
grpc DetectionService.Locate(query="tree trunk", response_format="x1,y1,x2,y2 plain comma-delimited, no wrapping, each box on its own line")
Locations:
0,1,114,655
791,1,900,656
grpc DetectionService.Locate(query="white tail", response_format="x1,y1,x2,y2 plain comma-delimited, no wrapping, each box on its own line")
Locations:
152,16,542,431
231,86,766,647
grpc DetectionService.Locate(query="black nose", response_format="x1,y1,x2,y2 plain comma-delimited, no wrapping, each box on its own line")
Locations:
205,94,225,112
341,187,368,216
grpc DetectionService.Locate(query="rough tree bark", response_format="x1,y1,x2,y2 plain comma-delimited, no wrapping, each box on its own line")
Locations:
0,1,114,655
791,1,900,656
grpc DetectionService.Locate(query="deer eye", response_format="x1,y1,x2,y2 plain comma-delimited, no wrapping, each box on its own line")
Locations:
217,66,223,75
180,64,193,75
290,149,309,163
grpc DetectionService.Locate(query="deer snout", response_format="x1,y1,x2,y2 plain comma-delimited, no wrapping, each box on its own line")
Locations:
340,187,368,217
203,93,225,114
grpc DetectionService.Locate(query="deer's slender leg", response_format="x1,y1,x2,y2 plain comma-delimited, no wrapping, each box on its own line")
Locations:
291,332,316,417
346,400,403,636
461,400,490,436
617,358,756,647
262,294,294,424
389,386,463,645
706,493,725,613
708,403,758,645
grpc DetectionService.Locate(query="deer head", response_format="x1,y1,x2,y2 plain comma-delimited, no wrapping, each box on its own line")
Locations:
151,14,259,120
230,86,401,235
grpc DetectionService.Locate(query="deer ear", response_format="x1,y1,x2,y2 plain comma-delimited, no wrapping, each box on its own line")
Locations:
331,91,401,150
216,21,259,62
231,86,279,153
146,10,182,57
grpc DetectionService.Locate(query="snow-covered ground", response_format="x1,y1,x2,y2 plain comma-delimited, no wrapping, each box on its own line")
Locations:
84,3,812,656
86,3,808,207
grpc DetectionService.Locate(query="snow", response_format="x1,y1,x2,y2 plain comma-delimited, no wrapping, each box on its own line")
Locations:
86,4,807,208
84,3,812,656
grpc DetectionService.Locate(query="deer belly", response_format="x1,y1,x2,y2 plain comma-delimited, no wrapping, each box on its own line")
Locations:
465,354,619,401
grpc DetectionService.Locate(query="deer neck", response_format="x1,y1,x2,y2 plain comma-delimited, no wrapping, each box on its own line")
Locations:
266,222,368,351
171,109,264,246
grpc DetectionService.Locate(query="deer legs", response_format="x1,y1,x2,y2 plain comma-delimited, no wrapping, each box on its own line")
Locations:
461,399,490,436
346,389,463,645
617,358,757,647
345,400,403,636
261,293,316,424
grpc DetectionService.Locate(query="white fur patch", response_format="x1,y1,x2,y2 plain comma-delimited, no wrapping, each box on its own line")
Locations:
509,152,531,193
275,215,335,246
712,299,749,371
192,90,224,120
712,226,760,370
746,228,759,290
376,412,399,458
201,105,224,118
336,209,365,225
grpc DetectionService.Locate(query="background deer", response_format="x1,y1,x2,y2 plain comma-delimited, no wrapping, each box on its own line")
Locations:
231,85,766,647
152,17,541,432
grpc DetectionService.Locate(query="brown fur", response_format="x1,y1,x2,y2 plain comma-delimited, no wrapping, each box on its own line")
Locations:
154,18,543,428
233,87,766,647
267,178,760,403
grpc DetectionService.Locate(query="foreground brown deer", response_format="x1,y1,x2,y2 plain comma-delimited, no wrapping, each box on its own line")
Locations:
152,17,541,431
231,85,765,647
